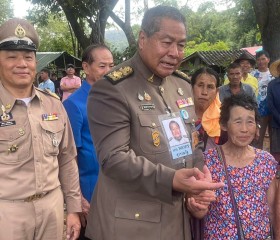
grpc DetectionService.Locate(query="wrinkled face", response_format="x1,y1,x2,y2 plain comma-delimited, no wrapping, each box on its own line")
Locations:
228,67,242,85
239,60,252,74
192,73,217,112
82,48,114,84
138,18,186,78
256,54,270,71
222,106,256,147
0,50,36,91
170,122,182,140
40,71,49,81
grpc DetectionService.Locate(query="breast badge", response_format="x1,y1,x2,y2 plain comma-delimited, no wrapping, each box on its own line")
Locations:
138,93,144,101
144,91,151,101
0,104,15,127
177,88,184,96
152,130,160,147
176,97,194,109
180,110,189,120
42,113,58,121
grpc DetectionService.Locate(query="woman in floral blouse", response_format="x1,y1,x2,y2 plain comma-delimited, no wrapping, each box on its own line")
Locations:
187,94,278,239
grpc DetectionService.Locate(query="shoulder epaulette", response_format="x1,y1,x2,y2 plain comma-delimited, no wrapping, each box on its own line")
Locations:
105,66,134,85
173,70,191,84
36,88,60,100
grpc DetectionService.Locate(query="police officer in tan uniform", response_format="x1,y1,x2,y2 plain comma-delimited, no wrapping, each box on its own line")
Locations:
0,18,81,239
86,6,224,240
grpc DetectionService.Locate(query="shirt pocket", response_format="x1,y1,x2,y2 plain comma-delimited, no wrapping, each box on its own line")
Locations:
138,114,168,154
0,126,31,164
40,121,64,156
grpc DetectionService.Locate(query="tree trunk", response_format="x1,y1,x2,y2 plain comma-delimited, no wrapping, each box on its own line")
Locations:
109,0,137,49
252,0,280,62
57,0,90,50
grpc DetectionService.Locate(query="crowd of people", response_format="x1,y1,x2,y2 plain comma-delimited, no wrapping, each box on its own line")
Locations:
0,5,280,240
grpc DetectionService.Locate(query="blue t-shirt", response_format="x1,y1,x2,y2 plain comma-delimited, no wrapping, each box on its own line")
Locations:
63,80,99,202
38,79,55,93
252,69,274,116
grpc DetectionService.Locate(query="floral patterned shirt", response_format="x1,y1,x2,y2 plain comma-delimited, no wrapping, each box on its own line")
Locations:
203,148,277,239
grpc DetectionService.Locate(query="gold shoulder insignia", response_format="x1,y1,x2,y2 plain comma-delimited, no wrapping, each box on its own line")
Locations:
173,70,191,84
36,88,60,100
105,66,134,85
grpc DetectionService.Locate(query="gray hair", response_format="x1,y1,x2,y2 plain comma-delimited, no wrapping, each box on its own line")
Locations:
141,5,186,37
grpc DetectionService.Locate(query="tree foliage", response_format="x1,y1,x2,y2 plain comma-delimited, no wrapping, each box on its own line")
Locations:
185,41,230,56
19,0,279,63
27,0,119,50
0,0,13,24
34,14,75,54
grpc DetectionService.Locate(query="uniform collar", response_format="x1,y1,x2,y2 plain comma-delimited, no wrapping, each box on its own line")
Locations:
0,82,16,113
0,82,42,112
131,52,164,86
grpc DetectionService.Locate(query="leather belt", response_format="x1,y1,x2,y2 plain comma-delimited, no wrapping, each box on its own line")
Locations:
24,192,49,202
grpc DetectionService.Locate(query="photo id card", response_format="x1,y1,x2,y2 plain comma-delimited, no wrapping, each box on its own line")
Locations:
159,112,192,164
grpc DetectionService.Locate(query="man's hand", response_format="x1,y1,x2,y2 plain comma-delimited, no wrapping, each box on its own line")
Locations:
66,213,81,240
173,165,224,195
80,196,90,227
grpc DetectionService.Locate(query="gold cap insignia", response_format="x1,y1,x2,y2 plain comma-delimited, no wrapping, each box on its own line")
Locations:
15,24,26,38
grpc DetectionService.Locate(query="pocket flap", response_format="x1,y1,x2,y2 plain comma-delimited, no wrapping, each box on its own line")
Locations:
0,128,22,141
138,114,160,128
115,199,161,223
40,121,64,133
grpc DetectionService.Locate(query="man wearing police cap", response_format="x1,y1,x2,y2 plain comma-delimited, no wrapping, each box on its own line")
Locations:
0,18,81,239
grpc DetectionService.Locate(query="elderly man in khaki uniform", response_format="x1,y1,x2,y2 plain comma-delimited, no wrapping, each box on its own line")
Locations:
86,6,224,240
0,18,81,239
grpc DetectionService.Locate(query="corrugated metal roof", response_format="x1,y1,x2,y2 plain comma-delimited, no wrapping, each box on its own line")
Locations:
183,50,255,67
36,51,82,72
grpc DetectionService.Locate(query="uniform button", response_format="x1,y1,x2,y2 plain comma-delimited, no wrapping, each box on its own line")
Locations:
8,145,18,153
151,122,156,128
135,213,140,219
159,86,164,93
18,128,25,136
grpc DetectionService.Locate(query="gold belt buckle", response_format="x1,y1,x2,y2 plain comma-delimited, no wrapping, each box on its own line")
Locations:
24,193,47,202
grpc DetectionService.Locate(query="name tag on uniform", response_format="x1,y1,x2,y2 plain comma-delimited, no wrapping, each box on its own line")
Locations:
139,103,155,111
0,120,16,127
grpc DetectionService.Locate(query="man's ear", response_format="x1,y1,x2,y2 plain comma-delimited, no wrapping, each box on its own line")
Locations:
82,62,89,75
138,30,146,50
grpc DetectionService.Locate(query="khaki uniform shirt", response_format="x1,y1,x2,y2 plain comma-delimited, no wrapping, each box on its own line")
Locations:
86,53,203,240
0,83,81,213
